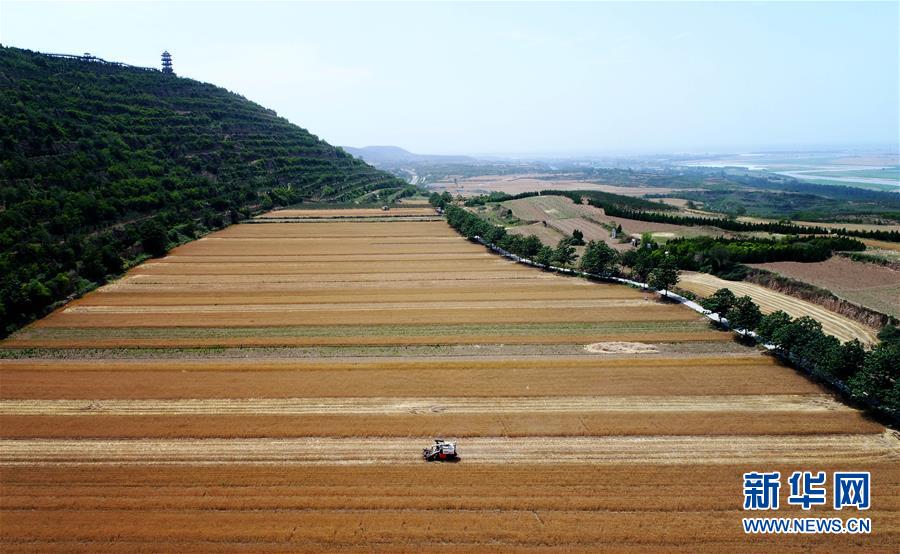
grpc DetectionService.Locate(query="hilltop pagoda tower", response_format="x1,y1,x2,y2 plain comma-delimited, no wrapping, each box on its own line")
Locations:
161,51,174,74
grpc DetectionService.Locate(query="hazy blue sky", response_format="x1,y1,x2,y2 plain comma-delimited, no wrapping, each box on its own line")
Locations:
2,1,898,155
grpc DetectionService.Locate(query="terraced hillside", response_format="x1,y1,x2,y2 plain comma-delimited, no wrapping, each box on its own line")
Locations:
0,46,408,336
1,209,898,551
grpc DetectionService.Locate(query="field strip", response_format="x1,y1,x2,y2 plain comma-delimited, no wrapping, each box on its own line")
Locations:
0,355,770,371
679,272,877,343
4,319,712,338
256,208,437,217
81,290,640,305
157,253,495,261
195,236,465,242
102,278,590,290
250,217,445,223
62,299,651,314
135,261,519,270
2,433,897,465
117,274,559,284
113,272,559,284
1,332,730,348
0,395,853,415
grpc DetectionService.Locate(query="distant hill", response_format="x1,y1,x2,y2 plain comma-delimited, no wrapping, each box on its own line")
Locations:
0,46,410,336
343,145,476,166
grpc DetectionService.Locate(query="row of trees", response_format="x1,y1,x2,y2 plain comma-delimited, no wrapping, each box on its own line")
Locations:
599,202,900,243
658,235,866,279
443,200,894,420
462,189,676,213
701,288,898,419
444,205,682,295
428,191,455,209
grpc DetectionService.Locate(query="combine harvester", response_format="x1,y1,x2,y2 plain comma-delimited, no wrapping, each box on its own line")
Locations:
423,439,459,462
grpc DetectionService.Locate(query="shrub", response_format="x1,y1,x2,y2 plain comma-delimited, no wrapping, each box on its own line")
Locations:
570,229,585,246
140,222,169,258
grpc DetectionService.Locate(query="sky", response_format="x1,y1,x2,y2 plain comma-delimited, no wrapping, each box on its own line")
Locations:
1,1,898,156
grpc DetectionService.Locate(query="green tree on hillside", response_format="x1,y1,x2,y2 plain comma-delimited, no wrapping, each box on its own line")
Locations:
570,229,585,246
140,222,169,258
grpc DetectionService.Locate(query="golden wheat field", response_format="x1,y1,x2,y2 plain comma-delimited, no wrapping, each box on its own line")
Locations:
1,210,897,552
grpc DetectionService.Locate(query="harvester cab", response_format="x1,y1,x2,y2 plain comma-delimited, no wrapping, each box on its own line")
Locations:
423,439,458,462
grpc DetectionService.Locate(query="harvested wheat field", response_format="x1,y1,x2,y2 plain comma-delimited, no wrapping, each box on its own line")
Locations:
503,195,726,254
1,212,897,552
679,271,879,344
258,208,437,218
748,257,900,318
428,174,681,197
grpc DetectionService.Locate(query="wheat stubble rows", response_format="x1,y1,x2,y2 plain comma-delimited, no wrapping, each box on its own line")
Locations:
1,212,897,551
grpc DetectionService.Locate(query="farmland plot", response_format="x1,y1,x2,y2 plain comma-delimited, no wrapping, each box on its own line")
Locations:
428,173,681,197
258,207,437,218
679,271,879,344
748,257,900,318
502,195,725,253
1,213,897,551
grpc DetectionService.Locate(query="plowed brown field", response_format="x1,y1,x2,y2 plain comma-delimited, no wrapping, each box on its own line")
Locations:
1,214,896,551
748,257,900,318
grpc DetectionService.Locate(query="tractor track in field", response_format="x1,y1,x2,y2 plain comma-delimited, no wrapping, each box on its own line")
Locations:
2,433,897,465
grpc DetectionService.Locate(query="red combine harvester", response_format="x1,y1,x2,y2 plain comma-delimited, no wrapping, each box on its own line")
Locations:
422,439,459,462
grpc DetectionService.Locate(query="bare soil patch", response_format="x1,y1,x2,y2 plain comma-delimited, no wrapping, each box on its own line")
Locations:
584,342,658,354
